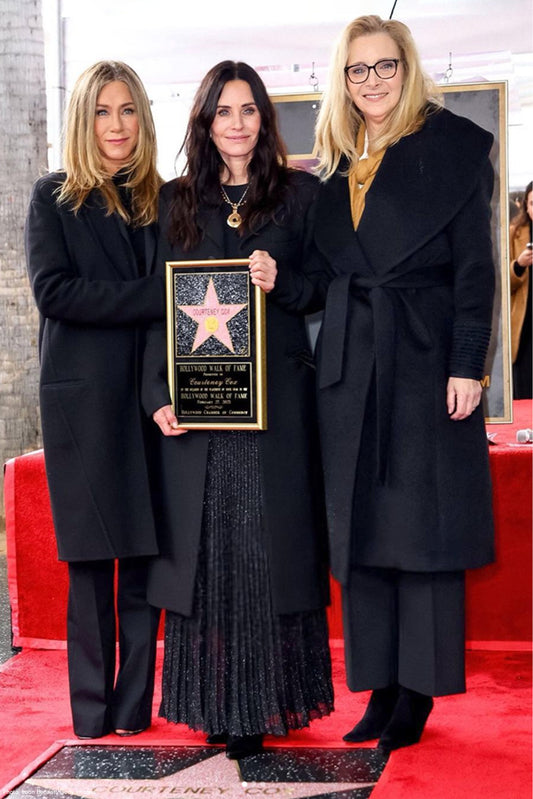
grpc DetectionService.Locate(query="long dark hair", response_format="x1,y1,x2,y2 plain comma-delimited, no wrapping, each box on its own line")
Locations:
168,61,290,249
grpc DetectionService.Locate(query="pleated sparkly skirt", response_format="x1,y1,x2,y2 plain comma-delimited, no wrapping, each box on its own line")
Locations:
160,431,334,737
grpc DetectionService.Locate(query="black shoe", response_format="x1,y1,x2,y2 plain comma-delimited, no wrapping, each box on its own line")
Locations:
206,732,228,744
226,734,264,759
343,684,399,743
378,687,434,753
75,726,111,740
115,727,147,737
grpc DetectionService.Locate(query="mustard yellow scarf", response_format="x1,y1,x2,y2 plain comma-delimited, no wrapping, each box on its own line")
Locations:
348,125,386,229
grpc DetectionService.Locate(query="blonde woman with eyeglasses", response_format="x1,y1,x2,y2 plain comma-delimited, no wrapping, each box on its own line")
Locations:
275,14,496,753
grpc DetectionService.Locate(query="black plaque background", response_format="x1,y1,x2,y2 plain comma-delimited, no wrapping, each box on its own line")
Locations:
166,259,267,429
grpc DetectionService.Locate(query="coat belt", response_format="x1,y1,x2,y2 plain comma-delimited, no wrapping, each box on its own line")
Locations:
318,265,452,483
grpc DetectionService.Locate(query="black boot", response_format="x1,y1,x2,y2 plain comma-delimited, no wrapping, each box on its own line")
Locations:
226,734,264,759
378,687,434,753
343,684,399,743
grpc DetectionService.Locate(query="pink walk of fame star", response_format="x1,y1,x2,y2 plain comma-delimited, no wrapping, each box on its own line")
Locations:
178,278,246,353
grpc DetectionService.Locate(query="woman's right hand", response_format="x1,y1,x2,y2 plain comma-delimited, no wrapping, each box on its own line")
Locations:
153,405,188,436
249,249,277,293
516,245,533,268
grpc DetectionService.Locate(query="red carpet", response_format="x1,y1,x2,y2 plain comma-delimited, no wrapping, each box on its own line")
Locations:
3,402,531,795
0,643,530,798
6,401,532,649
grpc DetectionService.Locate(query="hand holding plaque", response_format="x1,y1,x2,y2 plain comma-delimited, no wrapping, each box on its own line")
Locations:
166,259,267,429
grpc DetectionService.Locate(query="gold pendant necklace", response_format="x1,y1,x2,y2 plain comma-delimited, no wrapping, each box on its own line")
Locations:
220,184,249,228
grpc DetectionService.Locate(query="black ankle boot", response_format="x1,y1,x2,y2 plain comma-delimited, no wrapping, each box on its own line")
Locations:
226,734,264,759
378,687,434,753
343,684,399,743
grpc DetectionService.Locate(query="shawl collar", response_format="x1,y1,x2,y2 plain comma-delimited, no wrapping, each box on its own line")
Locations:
315,107,494,278
359,108,493,275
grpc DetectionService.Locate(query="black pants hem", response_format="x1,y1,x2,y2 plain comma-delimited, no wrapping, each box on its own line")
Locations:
67,557,160,737
342,565,466,697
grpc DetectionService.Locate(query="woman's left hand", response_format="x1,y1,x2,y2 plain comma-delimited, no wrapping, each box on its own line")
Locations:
446,377,483,420
249,249,277,293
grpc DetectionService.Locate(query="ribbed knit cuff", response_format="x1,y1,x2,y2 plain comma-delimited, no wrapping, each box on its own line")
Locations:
449,322,492,380
513,261,526,278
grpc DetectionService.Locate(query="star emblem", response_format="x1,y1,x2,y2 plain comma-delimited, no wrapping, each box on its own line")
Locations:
178,278,246,353
26,748,383,799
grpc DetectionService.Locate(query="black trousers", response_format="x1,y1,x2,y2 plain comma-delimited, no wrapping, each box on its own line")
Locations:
342,566,465,697
67,558,160,737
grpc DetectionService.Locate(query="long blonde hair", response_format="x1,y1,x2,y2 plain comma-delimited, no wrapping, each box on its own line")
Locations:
57,61,162,225
314,15,441,179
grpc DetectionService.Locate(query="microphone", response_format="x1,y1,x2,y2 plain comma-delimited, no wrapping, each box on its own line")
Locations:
516,428,533,444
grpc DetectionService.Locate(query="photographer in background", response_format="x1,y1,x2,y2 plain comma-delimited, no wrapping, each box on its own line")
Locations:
510,181,532,399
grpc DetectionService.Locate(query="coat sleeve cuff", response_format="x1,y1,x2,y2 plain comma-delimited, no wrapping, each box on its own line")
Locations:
513,260,526,278
448,322,492,380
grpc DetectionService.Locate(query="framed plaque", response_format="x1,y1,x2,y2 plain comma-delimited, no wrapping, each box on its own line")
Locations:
166,259,267,429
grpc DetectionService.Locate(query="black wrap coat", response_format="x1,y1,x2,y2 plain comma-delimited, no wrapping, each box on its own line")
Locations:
142,169,329,616
275,108,496,584
25,172,165,561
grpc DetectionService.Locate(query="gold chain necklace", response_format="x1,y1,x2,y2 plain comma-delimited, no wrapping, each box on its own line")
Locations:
220,184,249,228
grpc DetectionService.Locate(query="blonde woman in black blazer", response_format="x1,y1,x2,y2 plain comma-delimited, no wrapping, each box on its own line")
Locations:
25,61,164,739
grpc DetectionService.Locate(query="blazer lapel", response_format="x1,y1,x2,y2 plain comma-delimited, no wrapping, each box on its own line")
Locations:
315,169,375,278
80,195,137,280
197,207,224,254
144,224,157,275
239,211,274,252
315,169,355,256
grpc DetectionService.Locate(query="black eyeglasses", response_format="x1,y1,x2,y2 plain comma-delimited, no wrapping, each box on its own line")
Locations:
344,59,400,84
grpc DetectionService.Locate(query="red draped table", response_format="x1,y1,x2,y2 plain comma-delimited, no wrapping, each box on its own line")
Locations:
467,399,532,648
4,401,532,650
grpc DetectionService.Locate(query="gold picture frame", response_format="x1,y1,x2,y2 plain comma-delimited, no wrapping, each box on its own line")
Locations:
166,259,267,429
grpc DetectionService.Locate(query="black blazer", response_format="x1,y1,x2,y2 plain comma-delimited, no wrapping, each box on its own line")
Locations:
25,172,165,561
142,169,330,616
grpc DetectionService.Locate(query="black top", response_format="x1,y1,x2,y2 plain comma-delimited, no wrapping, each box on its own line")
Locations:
221,183,248,257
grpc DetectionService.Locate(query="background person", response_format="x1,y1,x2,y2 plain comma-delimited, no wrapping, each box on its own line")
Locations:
277,14,495,753
509,180,532,399
25,61,163,739
142,60,333,760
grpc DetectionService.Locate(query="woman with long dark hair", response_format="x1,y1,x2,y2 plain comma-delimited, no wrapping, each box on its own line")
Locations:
142,61,333,759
